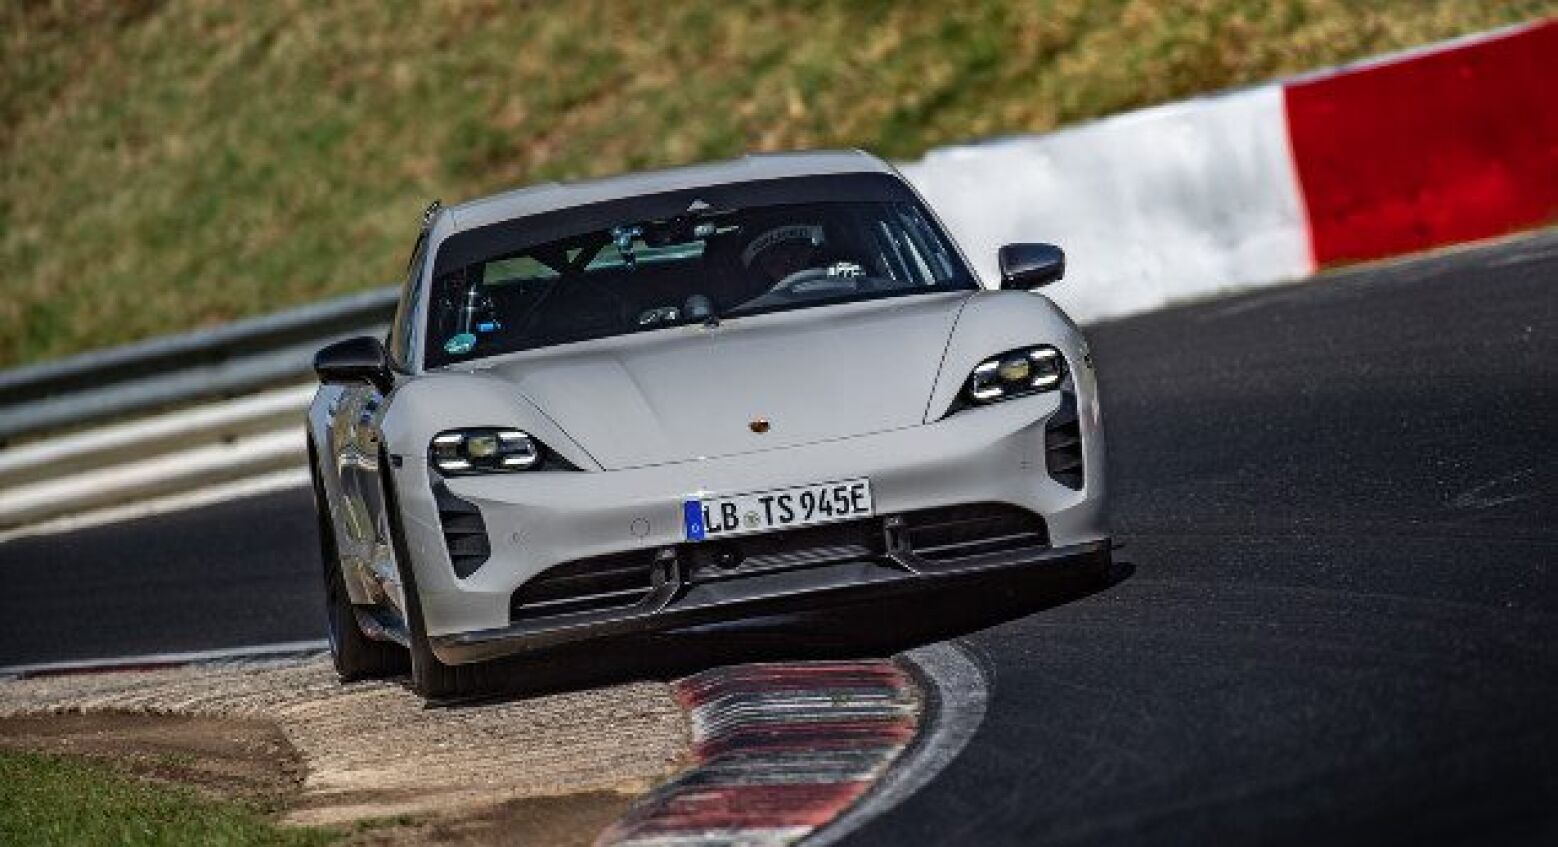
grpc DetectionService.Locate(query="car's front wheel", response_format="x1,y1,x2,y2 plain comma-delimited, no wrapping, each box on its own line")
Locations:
378,446,493,702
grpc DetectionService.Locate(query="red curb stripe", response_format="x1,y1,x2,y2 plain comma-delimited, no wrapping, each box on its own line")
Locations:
681,664,908,681
679,669,910,698
615,782,873,834
1286,19,1558,266
692,721,917,761
678,662,910,683
599,659,922,846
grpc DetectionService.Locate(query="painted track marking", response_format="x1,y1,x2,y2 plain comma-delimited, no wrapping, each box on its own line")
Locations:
599,642,988,846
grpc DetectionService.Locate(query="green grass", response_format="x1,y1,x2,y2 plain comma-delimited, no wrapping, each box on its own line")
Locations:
1,0,1552,368
0,750,335,847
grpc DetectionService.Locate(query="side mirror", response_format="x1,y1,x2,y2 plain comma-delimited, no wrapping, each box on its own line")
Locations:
314,336,394,394
998,243,1066,290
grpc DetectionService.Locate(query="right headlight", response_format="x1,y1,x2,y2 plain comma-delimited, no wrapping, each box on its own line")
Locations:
429,428,539,475
966,345,1065,405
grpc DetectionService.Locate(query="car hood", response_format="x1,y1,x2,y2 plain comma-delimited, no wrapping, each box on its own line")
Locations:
475,292,971,470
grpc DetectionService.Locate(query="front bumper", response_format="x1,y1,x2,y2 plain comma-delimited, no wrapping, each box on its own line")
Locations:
393,384,1108,650
430,537,1110,664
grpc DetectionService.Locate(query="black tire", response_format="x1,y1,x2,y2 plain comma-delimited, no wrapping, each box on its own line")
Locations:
378,446,491,701
309,441,407,681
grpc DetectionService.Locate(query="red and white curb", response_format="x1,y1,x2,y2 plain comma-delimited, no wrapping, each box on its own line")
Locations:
904,18,1557,325
599,643,987,847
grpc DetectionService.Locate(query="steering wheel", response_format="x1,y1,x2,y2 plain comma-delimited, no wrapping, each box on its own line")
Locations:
767,266,860,298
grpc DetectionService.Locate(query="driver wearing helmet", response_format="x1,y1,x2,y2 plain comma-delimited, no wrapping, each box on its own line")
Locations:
741,223,827,284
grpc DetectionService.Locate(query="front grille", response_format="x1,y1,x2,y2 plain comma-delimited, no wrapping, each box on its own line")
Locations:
434,485,490,578
685,518,884,579
902,503,1048,562
1045,391,1084,490
510,550,657,621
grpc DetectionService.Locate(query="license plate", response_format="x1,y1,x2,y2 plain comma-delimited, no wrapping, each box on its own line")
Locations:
684,478,874,541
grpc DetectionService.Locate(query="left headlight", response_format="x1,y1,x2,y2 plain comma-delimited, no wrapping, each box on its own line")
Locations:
429,428,539,475
966,345,1066,405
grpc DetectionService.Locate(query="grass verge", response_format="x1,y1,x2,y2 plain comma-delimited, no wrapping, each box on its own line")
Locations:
1,1,1553,368
0,750,334,847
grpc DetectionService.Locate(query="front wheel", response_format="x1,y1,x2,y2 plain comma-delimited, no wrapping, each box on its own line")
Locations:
378,446,492,701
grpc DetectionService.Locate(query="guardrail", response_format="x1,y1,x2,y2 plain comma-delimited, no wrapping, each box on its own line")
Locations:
0,383,318,532
0,287,395,532
0,286,396,443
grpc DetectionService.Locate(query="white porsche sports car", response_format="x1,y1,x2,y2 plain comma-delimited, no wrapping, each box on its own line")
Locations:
309,151,1109,699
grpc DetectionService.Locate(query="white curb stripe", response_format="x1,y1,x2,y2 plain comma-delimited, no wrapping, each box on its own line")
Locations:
902,82,1312,324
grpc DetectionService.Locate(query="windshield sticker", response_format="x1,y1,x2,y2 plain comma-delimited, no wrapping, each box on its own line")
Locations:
612,224,643,269
444,332,477,356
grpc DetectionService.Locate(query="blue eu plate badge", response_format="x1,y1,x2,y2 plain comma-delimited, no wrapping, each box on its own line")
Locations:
683,499,706,541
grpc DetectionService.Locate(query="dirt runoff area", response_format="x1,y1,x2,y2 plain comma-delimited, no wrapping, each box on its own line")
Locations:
0,655,690,844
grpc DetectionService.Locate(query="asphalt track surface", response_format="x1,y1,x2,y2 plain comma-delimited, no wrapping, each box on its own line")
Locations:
2,233,1554,844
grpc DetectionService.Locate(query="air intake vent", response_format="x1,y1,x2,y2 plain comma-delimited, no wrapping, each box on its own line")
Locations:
511,550,656,621
434,485,489,578
1045,392,1084,490
685,518,883,580
903,503,1048,562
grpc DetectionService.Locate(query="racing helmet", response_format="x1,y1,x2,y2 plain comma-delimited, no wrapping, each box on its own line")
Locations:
741,223,827,283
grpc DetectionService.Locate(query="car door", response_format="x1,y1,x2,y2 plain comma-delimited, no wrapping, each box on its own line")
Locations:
330,381,388,598
332,230,428,615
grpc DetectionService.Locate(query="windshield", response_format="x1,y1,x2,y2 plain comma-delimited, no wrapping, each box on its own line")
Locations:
423,200,976,367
